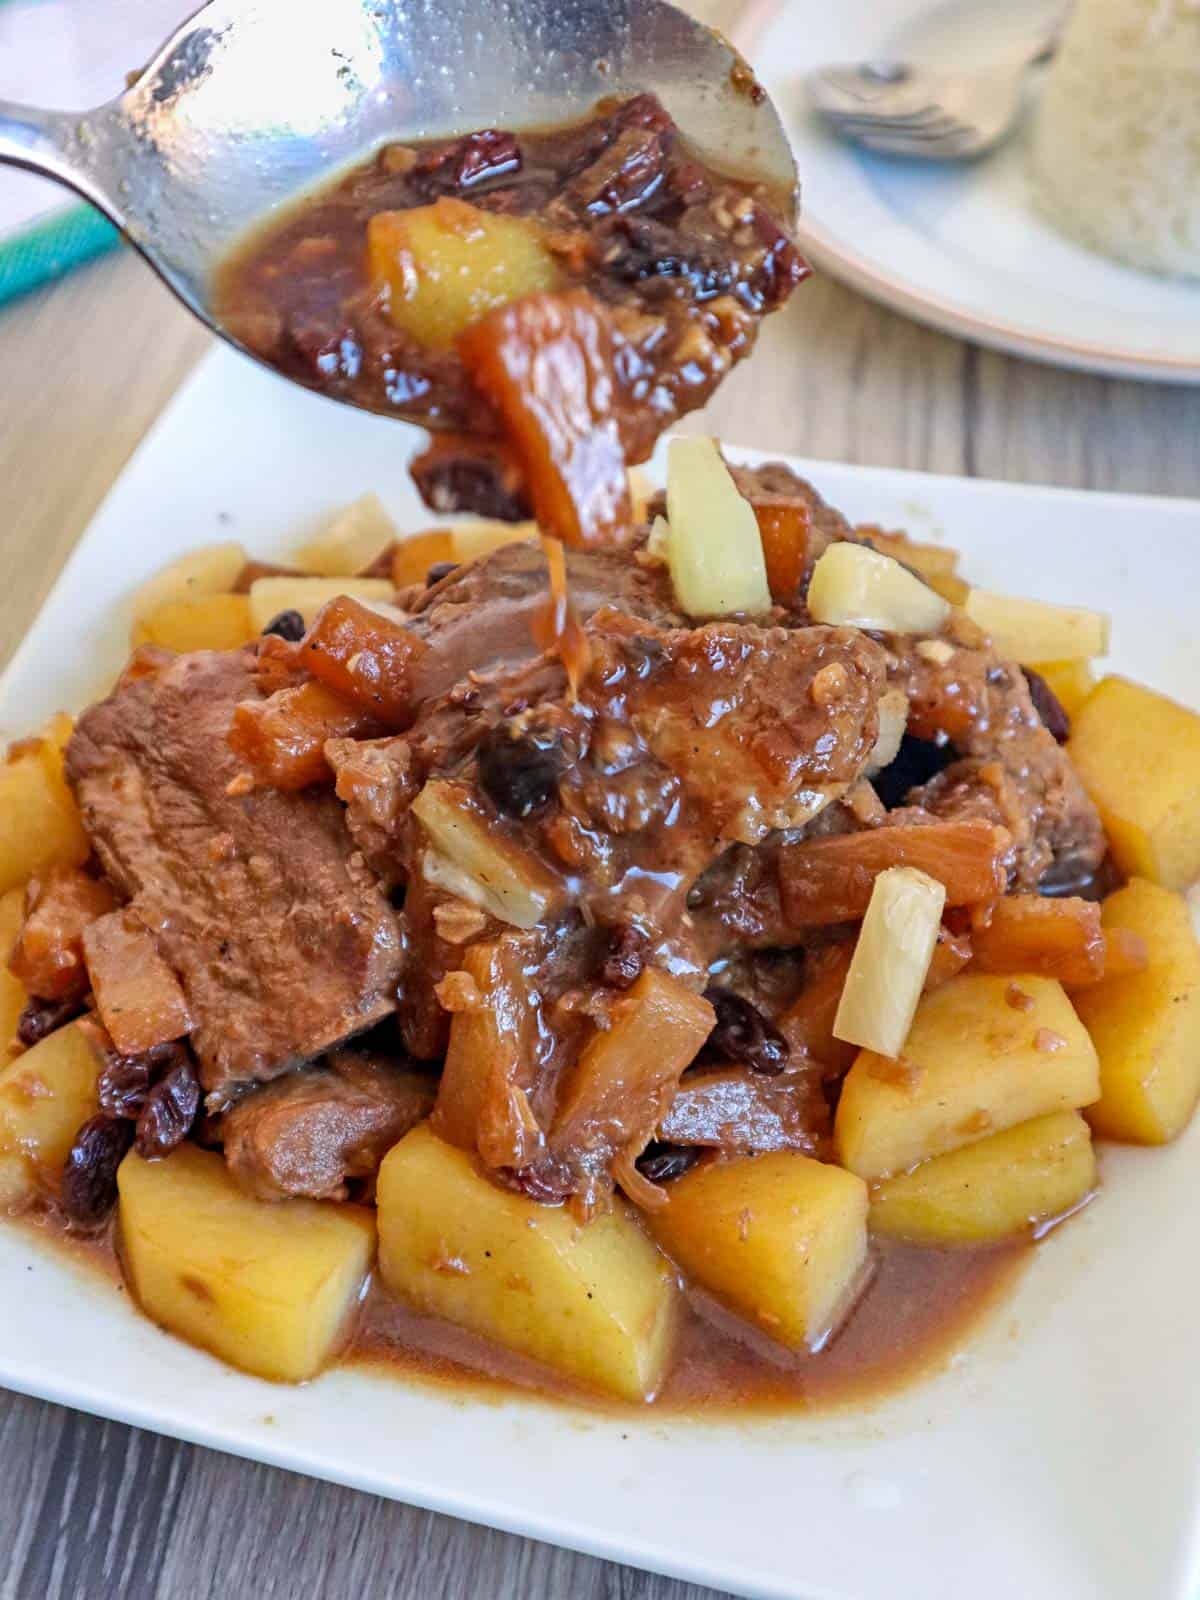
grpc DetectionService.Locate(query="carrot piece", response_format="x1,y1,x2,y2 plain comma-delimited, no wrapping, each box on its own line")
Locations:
777,820,1009,929
83,910,192,1055
431,936,545,1171
391,530,455,588
754,501,811,604
458,289,632,548
9,868,118,1001
297,594,426,726
228,680,383,790
970,895,1105,987
778,940,857,1072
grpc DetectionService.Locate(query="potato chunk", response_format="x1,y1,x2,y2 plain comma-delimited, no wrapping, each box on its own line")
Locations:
294,493,397,577
130,542,247,622
246,576,394,634
1069,677,1200,890
0,1022,100,1209
0,729,89,897
377,1123,678,1401
1073,879,1200,1143
0,888,27,1054
118,1144,375,1382
834,974,1100,1180
649,1152,869,1351
131,594,257,653
368,199,559,348
869,1111,1097,1245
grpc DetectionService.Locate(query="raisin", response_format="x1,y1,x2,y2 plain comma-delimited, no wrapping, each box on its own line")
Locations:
16,996,84,1049
135,1058,201,1159
262,609,306,642
636,1142,699,1184
1022,667,1071,745
61,1115,134,1227
413,129,522,195
599,216,741,300
873,734,956,811
98,1039,190,1119
601,924,647,990
477,726,563,818
426,561,458,587
703,988,789,1076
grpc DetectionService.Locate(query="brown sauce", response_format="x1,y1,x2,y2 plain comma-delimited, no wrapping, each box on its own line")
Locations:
16,1205,1026,1416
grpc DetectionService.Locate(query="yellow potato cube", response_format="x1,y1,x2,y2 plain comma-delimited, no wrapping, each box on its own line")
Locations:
130,541,247,622
834,974,1100,1180
119,1144,375,1382
0,731,89,897
377,1123,678,1401
0,1022,100,1209
131,594,258,653
649,1152,869,1351
246,575,394,633
1073,879,1200,1143
869,1111,1097,1245
0,887,28,1055
368,199,560,349
1029,659,1096,721
294,492,397,577
1069,676,1200,890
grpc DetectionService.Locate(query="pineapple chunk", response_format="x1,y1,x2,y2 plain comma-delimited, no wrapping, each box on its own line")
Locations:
834,973,1100,1180
131,594,257,653
0,1022,100,1209
648,1151,869,1351
294,493,397,577
130,542,247,622
964,589,1109,664
413,780,564,930
808,543,949,635
665,438,772,617
0,729,89,897
246,575,394,633
1069,677,1200,890
869,1111,1096,1245
0,887,27,1055
1030,658,1096,721
367,199,559,348
118,1144,375,1382
377,1123,678,1401
833,867,946,1058
1073,879,1200,1143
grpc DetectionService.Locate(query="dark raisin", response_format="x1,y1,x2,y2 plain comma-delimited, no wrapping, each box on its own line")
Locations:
703,987,789,1076
426,561,458,587
873,734,956,811
98,1053,155,1118
1022,667,1071,745
16,996,84,1049
413,129,522,195
636,1142,699,1184
601,925,647,989
135,1058,201,1159
261,609,306,642
61,1115,134,1227
477,726,563,818
599,216,741,300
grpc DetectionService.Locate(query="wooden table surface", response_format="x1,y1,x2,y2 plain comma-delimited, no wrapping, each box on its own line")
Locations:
0,248,1198,1600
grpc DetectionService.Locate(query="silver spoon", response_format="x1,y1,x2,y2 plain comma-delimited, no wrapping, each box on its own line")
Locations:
0,0,797,420
807,22,1061,162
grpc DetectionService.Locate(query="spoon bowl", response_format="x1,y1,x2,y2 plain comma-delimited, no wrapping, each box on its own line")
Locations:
0,0,797,419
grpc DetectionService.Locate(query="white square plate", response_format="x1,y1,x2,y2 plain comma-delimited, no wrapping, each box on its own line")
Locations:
3,346,1200,1600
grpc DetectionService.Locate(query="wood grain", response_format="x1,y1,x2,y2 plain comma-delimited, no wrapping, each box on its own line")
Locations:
0,240,1198,1600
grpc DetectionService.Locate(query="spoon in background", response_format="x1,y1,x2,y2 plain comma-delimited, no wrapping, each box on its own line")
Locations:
0,0,797,423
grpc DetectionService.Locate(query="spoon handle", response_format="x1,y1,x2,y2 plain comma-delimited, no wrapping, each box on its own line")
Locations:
0,100,113,218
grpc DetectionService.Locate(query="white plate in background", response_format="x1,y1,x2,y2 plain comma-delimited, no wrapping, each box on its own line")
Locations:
743,0,1200,382
3,347,1200,1600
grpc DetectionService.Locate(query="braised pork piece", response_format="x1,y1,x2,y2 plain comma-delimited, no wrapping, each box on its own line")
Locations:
215,95,806,533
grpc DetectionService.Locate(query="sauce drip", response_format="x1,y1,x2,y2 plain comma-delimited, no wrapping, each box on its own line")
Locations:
533,534,592,697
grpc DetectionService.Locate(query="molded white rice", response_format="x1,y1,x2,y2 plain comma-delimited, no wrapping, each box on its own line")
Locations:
1030,0,1200,279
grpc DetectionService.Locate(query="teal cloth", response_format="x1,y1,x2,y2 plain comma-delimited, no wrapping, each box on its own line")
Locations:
0,204,121,307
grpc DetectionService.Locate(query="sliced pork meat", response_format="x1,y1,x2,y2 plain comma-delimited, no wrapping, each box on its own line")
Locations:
66,649,403,1109
221,1050,435,1201
658,1065,827,1157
